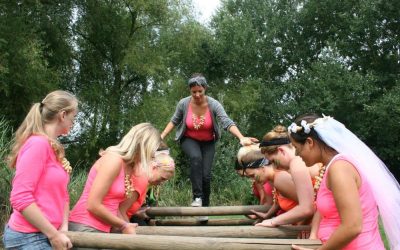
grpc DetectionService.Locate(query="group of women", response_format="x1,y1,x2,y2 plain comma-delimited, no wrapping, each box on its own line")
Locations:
3,90,175,250
3,73,400,250
236,115,400,250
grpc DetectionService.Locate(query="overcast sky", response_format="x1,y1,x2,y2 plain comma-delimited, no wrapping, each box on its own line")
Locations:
192,0,221,23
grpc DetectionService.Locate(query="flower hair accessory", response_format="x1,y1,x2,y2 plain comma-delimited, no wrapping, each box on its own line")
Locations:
288,120,317,134
288,123,301,134
301,120,311,134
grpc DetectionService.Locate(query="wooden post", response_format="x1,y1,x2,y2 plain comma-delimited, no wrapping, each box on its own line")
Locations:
150,218,255,226
65,231,321,250
146,205,270,216
135,225,310,238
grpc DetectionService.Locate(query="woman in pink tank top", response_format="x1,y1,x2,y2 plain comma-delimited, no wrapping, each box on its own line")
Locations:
289,114,399,250
69,123,162,239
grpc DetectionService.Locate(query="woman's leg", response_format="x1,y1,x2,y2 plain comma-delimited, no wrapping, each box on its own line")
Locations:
181,137,203,203
200,140,216,207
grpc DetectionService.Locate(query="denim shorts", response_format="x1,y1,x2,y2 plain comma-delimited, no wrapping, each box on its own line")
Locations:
3,224,52,250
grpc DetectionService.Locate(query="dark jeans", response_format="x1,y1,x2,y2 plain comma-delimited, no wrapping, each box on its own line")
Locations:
181,136,215,207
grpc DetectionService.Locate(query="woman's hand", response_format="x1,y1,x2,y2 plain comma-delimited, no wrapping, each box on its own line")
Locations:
255,218,277,227
249,209,268,220
122,223,138,234
135,207,150,220
48,231,72,250
240,137,259,146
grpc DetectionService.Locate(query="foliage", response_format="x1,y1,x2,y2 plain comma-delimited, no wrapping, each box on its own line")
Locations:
0,118,13,236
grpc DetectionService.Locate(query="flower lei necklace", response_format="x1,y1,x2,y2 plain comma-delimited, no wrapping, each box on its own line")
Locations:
124,174,134,199
313,164,326,200
50,141,72,174
192,114,205,130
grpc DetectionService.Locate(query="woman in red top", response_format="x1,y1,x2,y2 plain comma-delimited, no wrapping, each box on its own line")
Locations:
161,73,257,208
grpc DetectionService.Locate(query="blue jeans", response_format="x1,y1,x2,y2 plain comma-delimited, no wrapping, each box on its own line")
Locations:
3,224,51,250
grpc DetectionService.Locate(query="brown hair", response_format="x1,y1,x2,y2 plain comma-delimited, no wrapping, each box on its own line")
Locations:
260,125,290,154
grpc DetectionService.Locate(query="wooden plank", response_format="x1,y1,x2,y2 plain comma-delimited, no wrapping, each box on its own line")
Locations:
146,205,270,216
150,218,255,226
65,231,321,250
136,225,311,238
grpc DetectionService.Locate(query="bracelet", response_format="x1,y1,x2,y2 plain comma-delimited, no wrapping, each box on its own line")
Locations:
119,222,129,231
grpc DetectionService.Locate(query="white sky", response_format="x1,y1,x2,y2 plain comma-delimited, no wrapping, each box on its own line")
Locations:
192,0,221,24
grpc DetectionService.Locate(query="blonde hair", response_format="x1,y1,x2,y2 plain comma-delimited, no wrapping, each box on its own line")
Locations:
155,151,175,175
8,90,78,168
105,123,161,178
237,144,264,166
260,125,291,154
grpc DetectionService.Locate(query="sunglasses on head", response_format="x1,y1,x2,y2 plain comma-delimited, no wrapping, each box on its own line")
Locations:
188,76,207,86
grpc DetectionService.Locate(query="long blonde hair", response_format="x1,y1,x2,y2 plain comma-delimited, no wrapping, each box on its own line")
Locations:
8,90,78,168
105,123,161,178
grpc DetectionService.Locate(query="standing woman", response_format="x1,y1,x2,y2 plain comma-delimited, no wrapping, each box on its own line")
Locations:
3,90,78,250
255,125,315,227
68,123,161,240
161,73,257,207
290,114,400,250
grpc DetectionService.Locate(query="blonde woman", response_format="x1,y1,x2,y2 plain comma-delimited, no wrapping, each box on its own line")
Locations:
3,90,78,250
255,125,315,227
68,123,161,241
236,145,321,225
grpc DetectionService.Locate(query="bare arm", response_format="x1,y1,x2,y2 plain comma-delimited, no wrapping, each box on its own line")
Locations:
161,122,175,140
318,161,362,250
21,204,72,249
258,157,315,226
309,210,321,239
86,154,137,234
59,202,69,231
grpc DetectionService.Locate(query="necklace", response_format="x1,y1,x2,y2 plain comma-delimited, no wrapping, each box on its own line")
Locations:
313,165,326,200
50,140,72,174
62,158,72,174
124,174,134,199
192,114,205,130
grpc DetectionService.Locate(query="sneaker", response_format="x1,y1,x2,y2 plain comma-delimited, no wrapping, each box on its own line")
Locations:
191,197,202,207
197,216,209,222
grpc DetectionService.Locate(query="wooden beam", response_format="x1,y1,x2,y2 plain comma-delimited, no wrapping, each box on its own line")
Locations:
150,218,255,226
146,205,270,216
135,225,310,238
65,231,321,250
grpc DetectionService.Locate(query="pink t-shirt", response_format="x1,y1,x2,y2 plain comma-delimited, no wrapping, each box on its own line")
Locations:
8,135,70,233
69,153,126,232
126,173,149,218
184,105,214,141
317,154,384,249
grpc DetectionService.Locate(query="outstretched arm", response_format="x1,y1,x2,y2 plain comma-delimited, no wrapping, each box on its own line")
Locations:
161,122,175,140
228,125,258,146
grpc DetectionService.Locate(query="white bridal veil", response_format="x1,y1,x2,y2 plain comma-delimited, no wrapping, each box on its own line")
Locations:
312,116,400,250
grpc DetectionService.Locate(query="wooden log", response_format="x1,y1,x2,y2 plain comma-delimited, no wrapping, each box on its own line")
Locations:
65,231,321,250
135,225,310,238
151,218,255,226
146,205,270,216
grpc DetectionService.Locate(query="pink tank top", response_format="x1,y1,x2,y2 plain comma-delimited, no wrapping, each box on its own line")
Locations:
316,154,384,249
184,105,214,141
69,153,126,232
